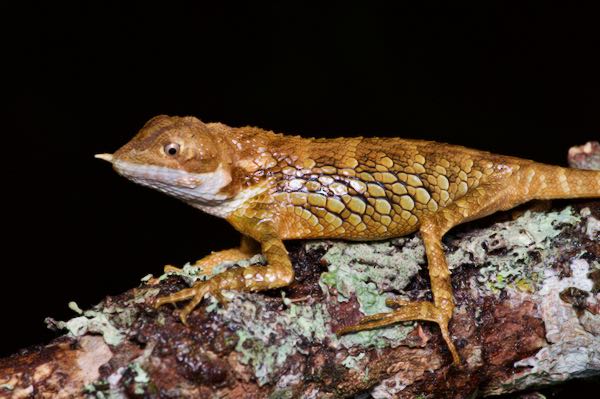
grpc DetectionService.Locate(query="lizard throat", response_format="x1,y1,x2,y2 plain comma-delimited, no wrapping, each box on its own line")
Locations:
112,160,256,217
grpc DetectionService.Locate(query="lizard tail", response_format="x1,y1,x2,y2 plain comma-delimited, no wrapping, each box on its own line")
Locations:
523,163,600,200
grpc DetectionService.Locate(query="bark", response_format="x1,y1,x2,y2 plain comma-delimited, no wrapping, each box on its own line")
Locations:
1,143,599,399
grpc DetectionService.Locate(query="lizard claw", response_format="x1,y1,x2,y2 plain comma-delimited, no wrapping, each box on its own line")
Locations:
179,312,189,326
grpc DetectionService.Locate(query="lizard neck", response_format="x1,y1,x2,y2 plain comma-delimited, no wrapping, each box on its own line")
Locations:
215,124,306,173
187,123,302,218
188,181,270,218
208,123,305,188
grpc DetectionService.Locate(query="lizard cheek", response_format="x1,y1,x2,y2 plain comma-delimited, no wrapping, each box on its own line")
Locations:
192,167,233,196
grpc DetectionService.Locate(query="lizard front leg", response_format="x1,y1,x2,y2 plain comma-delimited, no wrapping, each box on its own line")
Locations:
154,222,294,323
163,235,260,276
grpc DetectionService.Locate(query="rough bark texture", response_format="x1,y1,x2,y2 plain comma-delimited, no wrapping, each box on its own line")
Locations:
1,143,599,399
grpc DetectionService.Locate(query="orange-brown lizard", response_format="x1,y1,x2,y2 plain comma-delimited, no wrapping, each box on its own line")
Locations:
96,115,600,365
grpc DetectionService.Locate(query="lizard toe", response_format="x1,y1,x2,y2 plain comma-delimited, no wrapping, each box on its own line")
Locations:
385,297,410,308
337,301,461,366
156,280,222,324
154,286,197,309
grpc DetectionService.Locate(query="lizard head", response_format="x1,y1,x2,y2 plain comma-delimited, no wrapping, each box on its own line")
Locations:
96,115,238,209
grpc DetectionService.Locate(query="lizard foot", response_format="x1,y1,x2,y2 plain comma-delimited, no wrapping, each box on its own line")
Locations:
337,300,460,366
154,262,293,325
154,279,228,324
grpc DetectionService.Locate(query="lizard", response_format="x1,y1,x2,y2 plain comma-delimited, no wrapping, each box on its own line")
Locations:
96,115,600,365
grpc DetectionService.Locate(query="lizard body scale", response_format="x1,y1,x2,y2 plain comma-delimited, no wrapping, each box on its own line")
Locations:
96,115,600,365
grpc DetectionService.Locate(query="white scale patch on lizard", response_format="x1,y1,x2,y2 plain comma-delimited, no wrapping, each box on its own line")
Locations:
113,160,267,218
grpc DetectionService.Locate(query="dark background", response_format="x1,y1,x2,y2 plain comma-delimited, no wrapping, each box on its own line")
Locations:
4,2,599,393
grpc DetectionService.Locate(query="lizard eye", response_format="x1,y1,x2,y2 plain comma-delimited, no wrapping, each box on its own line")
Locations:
164,143,180,156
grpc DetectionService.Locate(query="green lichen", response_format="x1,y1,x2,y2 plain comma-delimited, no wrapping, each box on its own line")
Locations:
281,291,292,306
583,207,600,240
53,310,124,346
362,367,370,383
132,287,161,304
447,207,582,294
225,297,333,386
222,237,426,385
338,324,413,349
204,295,221,313
288,303,331,341
235,328,295,385
83,380,111,399
68,301,84,314
341,352,366,368
128,362,150,395
50,287,160,347
317,237,422,348
316,237,425,310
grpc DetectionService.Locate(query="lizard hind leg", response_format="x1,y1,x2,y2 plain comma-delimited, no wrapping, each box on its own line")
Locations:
337,219,460,365
337,182,514,366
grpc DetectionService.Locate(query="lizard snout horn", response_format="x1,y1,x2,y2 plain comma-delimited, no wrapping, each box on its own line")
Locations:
95,153,114,163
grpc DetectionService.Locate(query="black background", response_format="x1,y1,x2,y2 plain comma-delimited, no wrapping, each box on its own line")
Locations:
4,2,600,393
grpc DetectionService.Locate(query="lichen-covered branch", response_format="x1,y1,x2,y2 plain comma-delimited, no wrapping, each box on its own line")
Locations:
2,141,600,398
1,201,598,399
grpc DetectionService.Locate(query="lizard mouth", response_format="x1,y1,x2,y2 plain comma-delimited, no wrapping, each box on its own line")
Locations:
113,159,205,189
95,153,233,205
95,153,204,188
